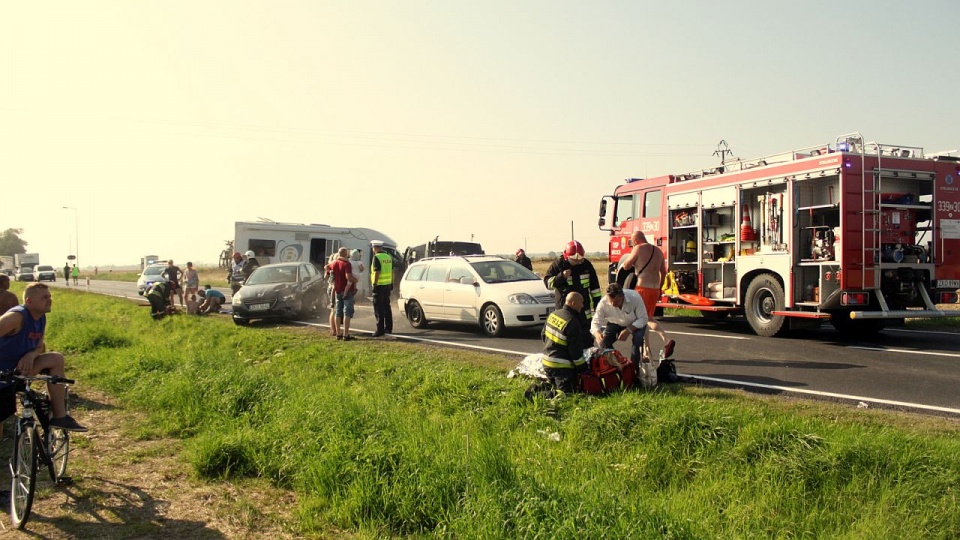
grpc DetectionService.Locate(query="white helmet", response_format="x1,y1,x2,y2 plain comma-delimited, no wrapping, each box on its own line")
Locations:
244,250,255,258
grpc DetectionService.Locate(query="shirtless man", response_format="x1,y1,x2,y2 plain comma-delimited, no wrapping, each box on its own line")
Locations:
618,230,675,360
0,275,19,313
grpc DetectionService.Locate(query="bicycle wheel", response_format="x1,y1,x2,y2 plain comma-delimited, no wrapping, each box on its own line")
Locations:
46,428,70,482
11,423,38,529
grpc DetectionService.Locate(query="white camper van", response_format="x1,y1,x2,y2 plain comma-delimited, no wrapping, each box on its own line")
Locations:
234,221,401,270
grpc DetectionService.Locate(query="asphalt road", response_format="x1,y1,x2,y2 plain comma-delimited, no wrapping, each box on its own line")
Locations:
49,278,960,418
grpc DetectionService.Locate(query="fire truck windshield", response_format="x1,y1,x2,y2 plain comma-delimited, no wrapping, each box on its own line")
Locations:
615,194,636,227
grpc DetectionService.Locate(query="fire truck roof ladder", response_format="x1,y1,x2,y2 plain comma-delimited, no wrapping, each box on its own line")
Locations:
679,135,878,182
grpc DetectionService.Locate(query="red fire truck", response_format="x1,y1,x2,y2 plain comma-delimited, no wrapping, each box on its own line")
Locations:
598,133,960,336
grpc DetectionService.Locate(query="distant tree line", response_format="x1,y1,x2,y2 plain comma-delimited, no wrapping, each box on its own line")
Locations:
0,228,28,268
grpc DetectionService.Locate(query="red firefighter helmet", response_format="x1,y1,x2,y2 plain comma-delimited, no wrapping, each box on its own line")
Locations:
563,241,585,261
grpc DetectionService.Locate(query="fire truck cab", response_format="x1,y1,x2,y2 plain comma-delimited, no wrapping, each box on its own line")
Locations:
599,133,960,336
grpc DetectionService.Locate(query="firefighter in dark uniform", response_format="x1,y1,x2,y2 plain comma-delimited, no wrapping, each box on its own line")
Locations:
541,291,588,393
543,240,602,341
370,240,393,337
146,281,173,320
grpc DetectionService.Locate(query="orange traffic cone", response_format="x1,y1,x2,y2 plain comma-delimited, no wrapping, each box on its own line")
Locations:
740,204,756,241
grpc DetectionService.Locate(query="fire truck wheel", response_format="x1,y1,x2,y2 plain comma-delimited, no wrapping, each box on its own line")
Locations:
406,300,429,329
744,274,787,337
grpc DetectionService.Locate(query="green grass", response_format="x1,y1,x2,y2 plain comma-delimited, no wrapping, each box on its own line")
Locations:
31,284,960,539
90,265,229,287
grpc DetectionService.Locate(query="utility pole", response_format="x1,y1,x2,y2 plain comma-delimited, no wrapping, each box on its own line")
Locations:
713,140,734,163
63,206,79,267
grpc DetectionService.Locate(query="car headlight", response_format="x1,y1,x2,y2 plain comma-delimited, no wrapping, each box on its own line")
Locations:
233,292,243,303
508,293,537,305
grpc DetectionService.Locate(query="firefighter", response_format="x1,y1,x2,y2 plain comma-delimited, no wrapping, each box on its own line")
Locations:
541,292,588,394
543,241,602,340
146,281,174,320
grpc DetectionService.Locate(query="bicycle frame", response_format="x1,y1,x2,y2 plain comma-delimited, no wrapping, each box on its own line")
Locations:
3,372,73,529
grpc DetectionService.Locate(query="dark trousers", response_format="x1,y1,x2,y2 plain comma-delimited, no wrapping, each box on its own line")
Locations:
373,285,393,334
543,364,588,394
599,322,647,364
147,294,168,319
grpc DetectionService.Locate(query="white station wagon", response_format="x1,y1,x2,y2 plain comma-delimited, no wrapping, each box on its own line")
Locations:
397,256,554,337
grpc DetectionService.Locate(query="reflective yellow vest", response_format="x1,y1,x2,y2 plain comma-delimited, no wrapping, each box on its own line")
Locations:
372,252,393,286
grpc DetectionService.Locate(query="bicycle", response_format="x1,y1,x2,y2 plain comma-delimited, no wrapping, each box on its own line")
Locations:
1,371,73,529
219,240,235,270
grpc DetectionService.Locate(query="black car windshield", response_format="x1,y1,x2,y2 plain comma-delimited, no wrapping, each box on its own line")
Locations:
246,266,297,285
470,260,538,284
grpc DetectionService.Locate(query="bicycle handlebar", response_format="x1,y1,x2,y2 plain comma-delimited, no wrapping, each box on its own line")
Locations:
0,370,75,386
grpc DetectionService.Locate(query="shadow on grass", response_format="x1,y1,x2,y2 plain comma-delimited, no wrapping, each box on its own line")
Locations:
70,393,119,414
16,477,227,539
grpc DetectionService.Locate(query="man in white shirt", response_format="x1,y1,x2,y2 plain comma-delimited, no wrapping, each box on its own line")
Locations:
590,283,648,365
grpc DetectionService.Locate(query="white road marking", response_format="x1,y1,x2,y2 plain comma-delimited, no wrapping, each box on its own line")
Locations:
690,375,960,416
667,331,750,340
885,327,960,336
848,346,960,359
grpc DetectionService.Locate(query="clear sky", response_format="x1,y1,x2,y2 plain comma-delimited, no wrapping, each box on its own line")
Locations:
2,1,959,267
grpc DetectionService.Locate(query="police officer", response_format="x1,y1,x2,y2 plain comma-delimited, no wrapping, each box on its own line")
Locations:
228,252,246,294
541,291,588,393
370,240,393,337
543,240,602,340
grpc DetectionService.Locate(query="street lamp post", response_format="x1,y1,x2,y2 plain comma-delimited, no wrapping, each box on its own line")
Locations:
62,206,78,268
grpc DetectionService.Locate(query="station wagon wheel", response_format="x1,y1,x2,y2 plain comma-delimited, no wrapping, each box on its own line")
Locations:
406,300,428,329
480,304,504,337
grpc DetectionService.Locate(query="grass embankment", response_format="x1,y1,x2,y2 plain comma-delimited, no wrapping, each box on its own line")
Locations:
90,265,229,288
33,284,960,539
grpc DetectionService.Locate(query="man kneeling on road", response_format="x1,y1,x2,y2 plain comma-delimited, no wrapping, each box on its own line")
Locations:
541,292,588,394
591,283,647,366
0,283,87,432
197,285,225,315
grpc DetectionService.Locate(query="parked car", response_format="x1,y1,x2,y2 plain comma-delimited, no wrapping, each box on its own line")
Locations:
231,262,326,325
32,265,57,282
397,255,554,337
15,269,34,282
137,264,168,296
0,269,14,279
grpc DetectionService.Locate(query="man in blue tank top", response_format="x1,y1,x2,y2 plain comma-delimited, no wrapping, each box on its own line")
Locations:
0,283,87,431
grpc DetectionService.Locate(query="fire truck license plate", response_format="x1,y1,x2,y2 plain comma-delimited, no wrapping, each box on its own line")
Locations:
937,280,960,289
249,303,270,311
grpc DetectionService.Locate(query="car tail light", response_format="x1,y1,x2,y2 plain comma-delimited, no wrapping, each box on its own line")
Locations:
938,291,958,304
841,292,869,306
